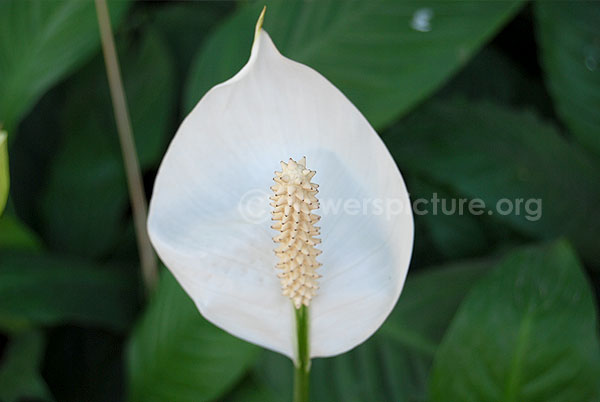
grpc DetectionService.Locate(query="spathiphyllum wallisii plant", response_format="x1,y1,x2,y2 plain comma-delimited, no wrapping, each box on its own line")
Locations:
147,8,414,401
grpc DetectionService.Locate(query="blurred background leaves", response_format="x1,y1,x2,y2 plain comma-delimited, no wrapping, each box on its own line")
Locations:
0,1,599,402
384,99,600,267
431,241,600,402
0,0,130,136
128,270,259,402
535,1,600,158
0,252,136,333
40,26,175,258
184,0,525,128
0,330,52,402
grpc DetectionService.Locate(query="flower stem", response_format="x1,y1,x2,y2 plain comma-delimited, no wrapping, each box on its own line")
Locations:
294,305,310,402
94,0,157,293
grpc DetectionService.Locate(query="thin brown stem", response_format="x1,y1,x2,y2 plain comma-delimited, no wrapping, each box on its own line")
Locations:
95,0,157,292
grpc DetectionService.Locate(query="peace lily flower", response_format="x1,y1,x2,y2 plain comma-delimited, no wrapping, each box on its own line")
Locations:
147,9,413,397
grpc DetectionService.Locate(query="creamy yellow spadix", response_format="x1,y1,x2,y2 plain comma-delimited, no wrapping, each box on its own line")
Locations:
270,157,322,308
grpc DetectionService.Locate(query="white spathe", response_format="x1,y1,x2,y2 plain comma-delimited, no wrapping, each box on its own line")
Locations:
147,27,414,359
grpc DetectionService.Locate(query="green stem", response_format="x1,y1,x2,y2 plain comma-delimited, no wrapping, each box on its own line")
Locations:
293,305,310,402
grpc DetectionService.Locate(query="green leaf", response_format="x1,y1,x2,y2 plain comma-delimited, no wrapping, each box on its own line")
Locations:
384,100,600,266
408,174,528,266
43,327,126,402
252,260,492,402
0,252,137,332
127,270,259,402
4,89,65,228
150,2,233,81
0,0,129,134
40,28,175,258
382,261,493,355
221,376,279,402
431,241,600,401
0,214,42,251
535,1,600,157
185,0,524,129
0,131,7,214
438,47,552,115
408,176,489,260
0,330,53,402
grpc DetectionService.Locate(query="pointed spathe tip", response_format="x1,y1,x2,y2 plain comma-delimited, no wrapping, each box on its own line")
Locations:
255,6,267,39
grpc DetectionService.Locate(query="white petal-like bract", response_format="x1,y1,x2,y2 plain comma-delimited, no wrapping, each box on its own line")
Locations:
147,27,414,359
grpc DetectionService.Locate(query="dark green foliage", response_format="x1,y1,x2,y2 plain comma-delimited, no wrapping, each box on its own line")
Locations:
0,1,599,401
385,100,600,266
40,28,175,258
0,252,137,333
431,241,600,401
225,260,491,402
184,0,525,129
0,0,130,134
535,1,600,158
127,271,259,402
0,330,52,402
